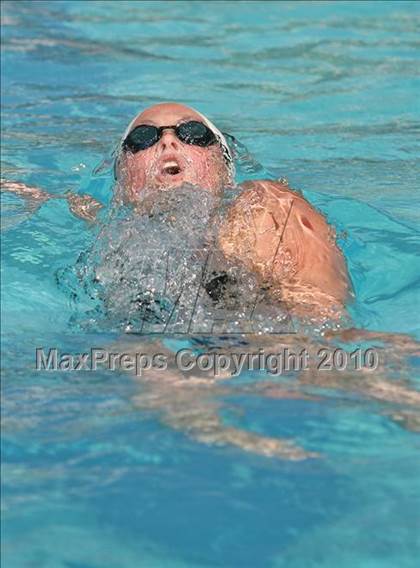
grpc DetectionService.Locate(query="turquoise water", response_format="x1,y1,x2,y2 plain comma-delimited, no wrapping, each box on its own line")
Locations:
1,1,420,567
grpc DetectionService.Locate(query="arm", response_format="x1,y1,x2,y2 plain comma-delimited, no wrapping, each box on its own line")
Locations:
112,336,316,460
218,180,350,316
64,191,103,223
1,179,103,223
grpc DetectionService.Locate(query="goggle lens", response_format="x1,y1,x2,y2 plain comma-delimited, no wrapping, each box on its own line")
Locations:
123,121,217,154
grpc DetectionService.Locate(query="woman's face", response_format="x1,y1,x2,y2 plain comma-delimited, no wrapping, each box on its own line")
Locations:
117,103,230,203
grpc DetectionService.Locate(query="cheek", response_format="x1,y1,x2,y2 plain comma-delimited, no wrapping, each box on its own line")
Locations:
119,152,150,198
187,148,225,188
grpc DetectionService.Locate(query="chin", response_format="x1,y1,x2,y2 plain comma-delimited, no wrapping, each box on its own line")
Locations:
153,174,187,189
140,174,221,195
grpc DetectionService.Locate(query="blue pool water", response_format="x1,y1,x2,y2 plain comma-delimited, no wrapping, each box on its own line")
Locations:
1,1,420,567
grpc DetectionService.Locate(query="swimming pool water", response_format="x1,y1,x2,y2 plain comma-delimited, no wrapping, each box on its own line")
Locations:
1,1,420,567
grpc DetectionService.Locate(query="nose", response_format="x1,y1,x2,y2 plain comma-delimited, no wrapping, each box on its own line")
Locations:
157,128,181,152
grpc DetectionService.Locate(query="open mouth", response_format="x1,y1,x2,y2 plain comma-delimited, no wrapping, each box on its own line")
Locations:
161,160,182,176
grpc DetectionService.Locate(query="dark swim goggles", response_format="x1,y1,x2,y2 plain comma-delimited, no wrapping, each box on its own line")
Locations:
122,120,218,154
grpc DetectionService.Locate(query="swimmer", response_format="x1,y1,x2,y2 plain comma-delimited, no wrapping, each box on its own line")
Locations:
1,102,351,320
3,107,419,459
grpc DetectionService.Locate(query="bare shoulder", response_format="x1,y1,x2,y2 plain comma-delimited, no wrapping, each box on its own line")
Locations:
223,179,333,240
219,179,350,308
233,179,294,205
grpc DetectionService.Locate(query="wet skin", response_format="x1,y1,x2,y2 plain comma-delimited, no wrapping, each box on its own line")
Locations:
2,104,419,459
118,103,350,319
117,103,232,200
0,102,350,318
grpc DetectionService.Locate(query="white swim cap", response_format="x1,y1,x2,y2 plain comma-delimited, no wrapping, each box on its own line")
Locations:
193,109,235,180
120,106,235,181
